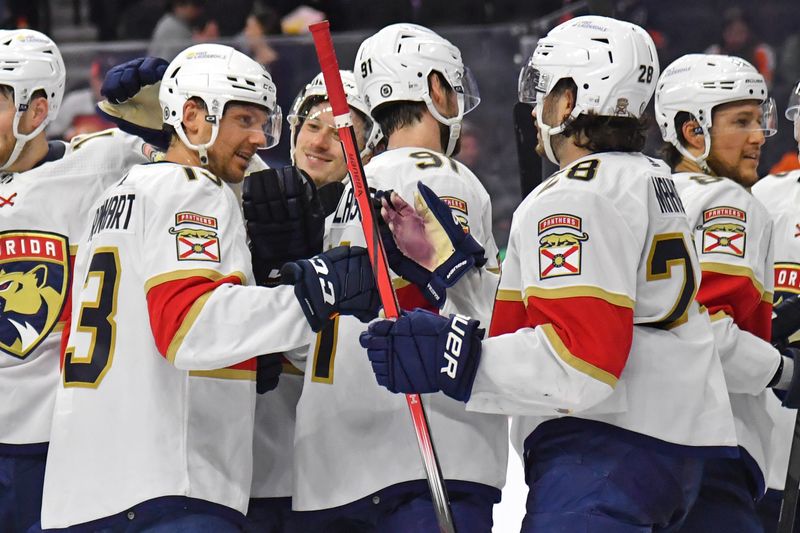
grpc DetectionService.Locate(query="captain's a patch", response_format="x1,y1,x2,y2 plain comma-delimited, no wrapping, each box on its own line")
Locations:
538,214,589,279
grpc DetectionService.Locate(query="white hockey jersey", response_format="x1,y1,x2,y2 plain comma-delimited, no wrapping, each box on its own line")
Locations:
0,129,151,450
467,153,737,459
751,169,800,491
41,161,314,528
674,171,781,494
292,147,507,511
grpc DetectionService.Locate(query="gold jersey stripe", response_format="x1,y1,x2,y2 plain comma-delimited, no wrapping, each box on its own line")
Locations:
541,323,618,388
496,288,523,302
144,269,246,293
700,262,765,296
166,291,212,363
708,310,730,323
524,285,635,309
189,368,256,380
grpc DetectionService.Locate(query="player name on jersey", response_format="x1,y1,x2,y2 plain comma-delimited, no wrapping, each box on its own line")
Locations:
651,176,685,215
88,193,136,241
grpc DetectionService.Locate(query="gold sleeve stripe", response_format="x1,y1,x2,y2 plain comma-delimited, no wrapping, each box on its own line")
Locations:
392,277,411,289
69,244,79,255
282,363,304,376
189,368,256,380
166,291,212,364
496,288,523,302
762,291,774,305
700,262,765,295
709,310,730,323
487,267,501,274
541,323,618,388
524,285,634,309
144,269,246,293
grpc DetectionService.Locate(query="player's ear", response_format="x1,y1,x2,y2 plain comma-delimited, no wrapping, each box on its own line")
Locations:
560,87,576,122
681,119,705,151
21,95,49,133
181,99,211,143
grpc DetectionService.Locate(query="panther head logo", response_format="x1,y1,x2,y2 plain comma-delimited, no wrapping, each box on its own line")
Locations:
0,264,65,357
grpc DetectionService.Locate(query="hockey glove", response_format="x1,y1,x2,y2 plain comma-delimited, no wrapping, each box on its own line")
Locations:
243,166,343,286
280,245,381,332
256,354,283,394
97,56,170,148
378,182,487,308
773,294,800,349
359,309,484,402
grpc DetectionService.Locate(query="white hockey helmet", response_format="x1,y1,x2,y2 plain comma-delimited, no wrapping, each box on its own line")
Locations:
159,43,282,165
655,54,776,172
0,29,65,170
287,70,382,161
787,80,800,144
518,16,658,165
354,23,479,157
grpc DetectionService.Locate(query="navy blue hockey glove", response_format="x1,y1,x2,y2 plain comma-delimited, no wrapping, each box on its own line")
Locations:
378,182,487,308
256,354,282,394
772,347,800,408
773,294,800,350
359,309,485,402
97,56,170,147
280,245,381,332
243,166,343,286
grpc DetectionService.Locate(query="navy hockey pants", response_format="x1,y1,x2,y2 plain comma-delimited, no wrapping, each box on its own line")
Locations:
290,481,496,533
244,497,294,532
0,450,47,533
521,424,704,532
678,458,763,533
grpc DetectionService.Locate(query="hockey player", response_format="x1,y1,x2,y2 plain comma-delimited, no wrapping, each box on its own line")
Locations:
751,79,800,532
38,44,377,530
245,70,382,533
360,16,739,531
279,23,507,532
655,53,794,531
0,30,155,532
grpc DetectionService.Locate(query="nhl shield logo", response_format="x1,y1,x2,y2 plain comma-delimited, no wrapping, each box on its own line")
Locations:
537,214,589,279
0,231,69,359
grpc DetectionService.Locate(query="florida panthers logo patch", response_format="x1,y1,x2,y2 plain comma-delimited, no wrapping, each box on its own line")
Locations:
0,231,69,359
701,207,746,257
170,212,220,262
538,214,589,279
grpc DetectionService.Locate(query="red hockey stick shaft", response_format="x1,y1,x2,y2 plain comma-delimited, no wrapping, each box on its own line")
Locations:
309,20,456,533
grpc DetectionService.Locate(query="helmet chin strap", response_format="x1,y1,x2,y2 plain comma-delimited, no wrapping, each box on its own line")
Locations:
673,129,712,174
535,101,568,166
0,109,48,171
424,92,464,157
175,118,220,167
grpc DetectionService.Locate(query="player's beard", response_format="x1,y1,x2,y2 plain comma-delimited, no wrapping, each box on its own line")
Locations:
439,122,461,157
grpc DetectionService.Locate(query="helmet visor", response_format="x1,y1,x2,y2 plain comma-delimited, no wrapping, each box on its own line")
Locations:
786,81,800,122
455,66,480,115
710,97,778,138
518,64,550,104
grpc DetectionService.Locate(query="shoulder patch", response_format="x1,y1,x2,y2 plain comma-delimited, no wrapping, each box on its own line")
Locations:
699,206,747,257
703,206,746,223
538,214,588,279
170,213,220,262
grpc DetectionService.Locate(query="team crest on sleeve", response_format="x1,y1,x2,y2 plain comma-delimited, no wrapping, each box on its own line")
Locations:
700,207,746,257
170,212,221,262
538,214,588,279
0,231,69,359
440,196,470,232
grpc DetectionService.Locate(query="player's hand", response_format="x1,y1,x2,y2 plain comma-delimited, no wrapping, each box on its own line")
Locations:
773,347,800,408
773,294,800,349
243,166,343,286
256,353,282,394
280,245,381,332
97,57,170,147
378,182,486,308
359,309,484,402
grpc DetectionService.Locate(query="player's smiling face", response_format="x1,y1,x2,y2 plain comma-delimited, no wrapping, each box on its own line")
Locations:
707,100,766,188
294,101,367,186
207,103,270,183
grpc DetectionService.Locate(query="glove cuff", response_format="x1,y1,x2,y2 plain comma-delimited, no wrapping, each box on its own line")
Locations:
436,314,484,402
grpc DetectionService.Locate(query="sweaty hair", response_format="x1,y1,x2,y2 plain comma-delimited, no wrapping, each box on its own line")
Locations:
371,71,452,139
550,78,648,154
659,111,693,170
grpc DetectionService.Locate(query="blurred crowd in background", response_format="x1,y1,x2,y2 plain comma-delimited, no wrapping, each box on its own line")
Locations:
0,0,797,247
